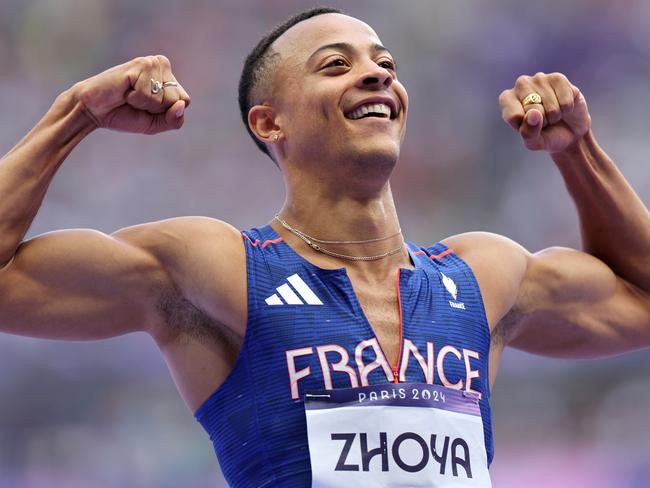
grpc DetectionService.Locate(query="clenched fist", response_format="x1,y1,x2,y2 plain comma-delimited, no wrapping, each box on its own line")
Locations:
499,72,591,154
71,55,191,135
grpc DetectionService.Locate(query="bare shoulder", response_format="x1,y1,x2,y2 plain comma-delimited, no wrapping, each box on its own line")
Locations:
440,231,530,329
441,231,530,287
442,232,614,303
113,216,242,252
113,216,245,279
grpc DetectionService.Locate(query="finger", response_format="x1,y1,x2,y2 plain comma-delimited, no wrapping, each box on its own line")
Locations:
565,84,591,136
101,100,183,134
548,73,574,117
499,89,525,130
513,76,546,127
154,55,191,112
125,56,168,114
156,55,182,110
519,109,544,149
162,77,191,110
514,74,557,127
168,74,191,108
570,84,588,111
164,99,186,127
536,80,562,127
146,100,187,134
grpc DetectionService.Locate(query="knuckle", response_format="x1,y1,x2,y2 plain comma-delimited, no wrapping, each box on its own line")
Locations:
549,72,567,83
132,56,147,68
533,71,546,79
156,54,171,67
515,75,529,86
137,56,154,70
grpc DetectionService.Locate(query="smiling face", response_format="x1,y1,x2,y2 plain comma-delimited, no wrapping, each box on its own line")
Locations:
257,13,409,186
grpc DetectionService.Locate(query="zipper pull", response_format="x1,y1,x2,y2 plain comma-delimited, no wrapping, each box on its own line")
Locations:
393,369,399,383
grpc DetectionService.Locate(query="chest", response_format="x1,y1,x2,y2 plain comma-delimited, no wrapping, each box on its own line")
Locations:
348,274,402,368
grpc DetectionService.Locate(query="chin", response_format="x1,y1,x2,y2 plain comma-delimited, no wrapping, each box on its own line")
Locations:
347,140,400,170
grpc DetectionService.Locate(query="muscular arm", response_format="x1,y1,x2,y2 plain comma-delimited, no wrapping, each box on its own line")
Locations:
0,217,245,341
0,90,96,267
552,132,650,290
484,72,650,358
0,226,170,339
506,243,649,358
449,232,650,359
0,55,197,341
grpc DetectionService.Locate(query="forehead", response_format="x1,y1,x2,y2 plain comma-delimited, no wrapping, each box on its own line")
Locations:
272,13,383,61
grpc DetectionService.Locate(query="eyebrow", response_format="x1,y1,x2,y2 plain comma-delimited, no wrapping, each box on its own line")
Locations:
307,42,394,64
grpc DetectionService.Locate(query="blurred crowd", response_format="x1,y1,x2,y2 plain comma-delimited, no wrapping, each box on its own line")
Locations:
1,0,649,486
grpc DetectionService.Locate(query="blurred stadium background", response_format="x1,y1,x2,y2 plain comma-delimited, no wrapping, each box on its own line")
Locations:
1,0,649,486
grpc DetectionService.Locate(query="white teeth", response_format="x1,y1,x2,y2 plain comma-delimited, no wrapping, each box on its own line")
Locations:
347,102,392,120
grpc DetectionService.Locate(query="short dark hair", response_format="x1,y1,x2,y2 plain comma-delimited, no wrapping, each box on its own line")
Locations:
238,7,343,160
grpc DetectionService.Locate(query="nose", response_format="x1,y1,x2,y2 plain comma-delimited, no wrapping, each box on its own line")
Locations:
356,62,393,90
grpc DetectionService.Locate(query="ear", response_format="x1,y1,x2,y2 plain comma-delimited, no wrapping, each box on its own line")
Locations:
248,104,281,144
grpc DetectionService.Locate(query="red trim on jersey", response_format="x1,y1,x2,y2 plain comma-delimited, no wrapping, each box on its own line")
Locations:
394,268,404,383
241,233,284,249
413,248,454,259
429,248,454,260
262,237,284,249
242,232,260,246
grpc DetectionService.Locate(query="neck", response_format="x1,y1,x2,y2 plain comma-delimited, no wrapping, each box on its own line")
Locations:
273,180,411,274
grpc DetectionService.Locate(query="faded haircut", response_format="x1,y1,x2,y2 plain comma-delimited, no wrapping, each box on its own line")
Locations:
238,7,343,161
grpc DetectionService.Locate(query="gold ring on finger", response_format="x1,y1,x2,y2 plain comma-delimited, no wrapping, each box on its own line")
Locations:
522,92,542,106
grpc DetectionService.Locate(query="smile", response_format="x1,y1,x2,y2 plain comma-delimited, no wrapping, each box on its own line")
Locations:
346,103,392,120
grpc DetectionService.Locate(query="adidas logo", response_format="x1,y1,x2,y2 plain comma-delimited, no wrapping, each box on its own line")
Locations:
265,274,324,306
440,272,465,310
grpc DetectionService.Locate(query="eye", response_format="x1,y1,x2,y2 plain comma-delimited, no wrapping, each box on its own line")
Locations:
323,57,348,69
378,59,396,71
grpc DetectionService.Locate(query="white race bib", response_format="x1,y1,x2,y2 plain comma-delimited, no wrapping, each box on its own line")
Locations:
305,383,492,488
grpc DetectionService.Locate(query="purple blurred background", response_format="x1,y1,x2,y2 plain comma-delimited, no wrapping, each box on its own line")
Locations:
1,0,649,486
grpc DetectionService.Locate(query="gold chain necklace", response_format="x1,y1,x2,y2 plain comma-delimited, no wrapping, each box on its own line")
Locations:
274,215,405,262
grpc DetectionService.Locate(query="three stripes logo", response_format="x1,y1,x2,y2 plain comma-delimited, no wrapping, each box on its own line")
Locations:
265,274,324,306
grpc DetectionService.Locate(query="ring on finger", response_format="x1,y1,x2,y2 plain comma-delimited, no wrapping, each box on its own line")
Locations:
522,92,542,106
150,79,178,94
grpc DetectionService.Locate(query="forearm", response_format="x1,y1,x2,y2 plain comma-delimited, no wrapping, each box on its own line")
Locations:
552,130,650,291
0,86,96,266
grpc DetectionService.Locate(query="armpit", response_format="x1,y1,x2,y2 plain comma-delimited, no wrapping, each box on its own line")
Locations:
157,288,242,361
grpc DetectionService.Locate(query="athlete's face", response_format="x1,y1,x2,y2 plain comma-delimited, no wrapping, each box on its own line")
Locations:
270,14,408,175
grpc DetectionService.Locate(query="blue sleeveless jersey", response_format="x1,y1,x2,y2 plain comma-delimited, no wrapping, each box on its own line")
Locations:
195,225,493,487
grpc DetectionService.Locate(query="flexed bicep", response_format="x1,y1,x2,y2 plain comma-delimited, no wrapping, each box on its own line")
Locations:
505,247,650,358
0,226,171,340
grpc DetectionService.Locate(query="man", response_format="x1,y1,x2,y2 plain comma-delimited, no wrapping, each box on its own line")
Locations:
0,6,648,487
